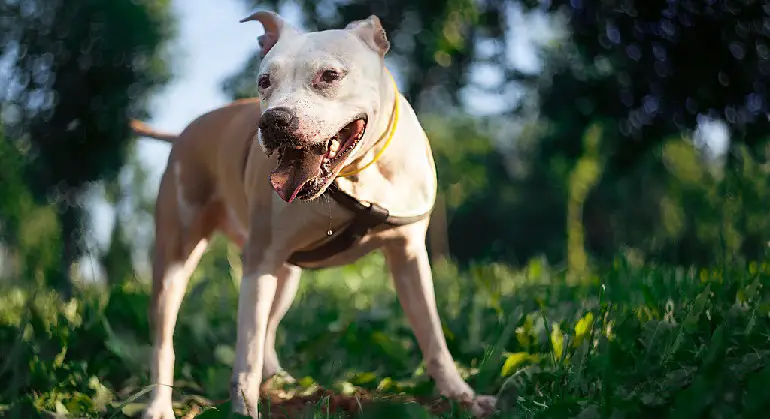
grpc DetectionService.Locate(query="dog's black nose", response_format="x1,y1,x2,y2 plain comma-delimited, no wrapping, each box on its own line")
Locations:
260,107,296,131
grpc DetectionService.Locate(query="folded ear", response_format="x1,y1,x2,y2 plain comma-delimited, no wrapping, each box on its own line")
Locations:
345,15,389,57
240,10,300,56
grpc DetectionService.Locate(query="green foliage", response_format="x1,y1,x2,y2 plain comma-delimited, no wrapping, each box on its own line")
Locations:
0,0,175,294
0,130,63,286
527,1,770,143
1,252,769,418
506,1,770,266
423,115,535,264
1,0,174,192
566,124,604,281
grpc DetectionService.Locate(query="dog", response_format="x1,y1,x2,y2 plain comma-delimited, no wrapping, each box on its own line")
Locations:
133,11,497,418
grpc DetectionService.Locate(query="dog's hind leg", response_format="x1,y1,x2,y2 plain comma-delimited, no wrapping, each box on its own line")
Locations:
262,263,302,381
144,175,217,419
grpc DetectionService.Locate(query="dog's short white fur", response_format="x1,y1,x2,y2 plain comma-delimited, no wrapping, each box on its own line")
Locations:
135,11,497,418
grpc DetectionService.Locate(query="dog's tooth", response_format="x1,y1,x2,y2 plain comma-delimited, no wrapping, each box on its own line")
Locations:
328,150,337,159
330,139,340,152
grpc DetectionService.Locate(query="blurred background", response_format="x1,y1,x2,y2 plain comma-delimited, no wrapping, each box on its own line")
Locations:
1,1,770,418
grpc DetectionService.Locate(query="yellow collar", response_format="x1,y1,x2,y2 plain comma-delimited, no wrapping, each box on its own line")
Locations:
337,74,400,178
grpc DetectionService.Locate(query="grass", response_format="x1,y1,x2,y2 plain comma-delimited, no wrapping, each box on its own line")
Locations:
1,241,769,418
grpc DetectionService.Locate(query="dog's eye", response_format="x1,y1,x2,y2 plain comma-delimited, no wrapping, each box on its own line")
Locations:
320,70,341,83
258,74,271,90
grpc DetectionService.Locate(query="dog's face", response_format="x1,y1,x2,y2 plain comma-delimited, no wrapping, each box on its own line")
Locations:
242,12,390,203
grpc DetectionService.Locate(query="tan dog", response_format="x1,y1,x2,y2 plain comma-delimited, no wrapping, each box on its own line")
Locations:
133,11,497,418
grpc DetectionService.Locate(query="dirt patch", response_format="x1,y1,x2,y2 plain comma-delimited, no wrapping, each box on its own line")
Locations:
194,387,461,418
256,387,456,418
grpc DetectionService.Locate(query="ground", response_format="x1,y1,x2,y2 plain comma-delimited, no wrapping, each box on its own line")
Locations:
1,244,769,418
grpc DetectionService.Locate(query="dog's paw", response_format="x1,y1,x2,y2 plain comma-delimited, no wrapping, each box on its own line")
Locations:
273,369,297,384
468,395,498,418
142,402,175,419
230,382,261,419
230,398,260,419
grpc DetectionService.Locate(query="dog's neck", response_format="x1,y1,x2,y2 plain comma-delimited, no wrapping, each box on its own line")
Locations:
334,67,437,218
338,68,398,176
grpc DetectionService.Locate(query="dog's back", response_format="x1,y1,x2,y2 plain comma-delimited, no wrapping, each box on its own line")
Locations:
171,98,261,179
152,98,260,205
147,99,263,271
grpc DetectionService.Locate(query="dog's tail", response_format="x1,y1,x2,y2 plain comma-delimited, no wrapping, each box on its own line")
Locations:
130,119,177,143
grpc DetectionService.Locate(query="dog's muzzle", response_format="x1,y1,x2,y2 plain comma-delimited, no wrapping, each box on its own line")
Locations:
259,106,302,152
258,106,368,203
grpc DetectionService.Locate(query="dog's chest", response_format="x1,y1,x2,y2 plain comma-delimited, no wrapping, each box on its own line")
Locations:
223,190,399,269
270,196,377,267
286,221,394,269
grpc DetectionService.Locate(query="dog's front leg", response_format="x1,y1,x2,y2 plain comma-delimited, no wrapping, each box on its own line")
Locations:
230,255,281,418
383,226,497,418
228,203,288,418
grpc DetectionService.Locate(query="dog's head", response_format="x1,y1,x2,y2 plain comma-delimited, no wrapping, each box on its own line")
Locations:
241,11,391,203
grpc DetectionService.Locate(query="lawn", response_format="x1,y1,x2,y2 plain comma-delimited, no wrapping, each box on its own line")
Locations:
1,240,769,418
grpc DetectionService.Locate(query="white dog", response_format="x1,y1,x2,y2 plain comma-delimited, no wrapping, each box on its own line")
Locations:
132,11,498,418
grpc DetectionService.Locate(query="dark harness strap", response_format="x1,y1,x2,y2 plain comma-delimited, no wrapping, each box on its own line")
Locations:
287,182,432,267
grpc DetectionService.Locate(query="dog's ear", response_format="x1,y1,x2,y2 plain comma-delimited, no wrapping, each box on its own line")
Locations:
346,15,390,57
240,10,299,56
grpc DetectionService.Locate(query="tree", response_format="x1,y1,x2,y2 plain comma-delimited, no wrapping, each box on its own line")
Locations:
0,0,175,296
529,1,770,148
511,0,770,264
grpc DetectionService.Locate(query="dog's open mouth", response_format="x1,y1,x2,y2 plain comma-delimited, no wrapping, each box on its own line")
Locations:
269,116,367,203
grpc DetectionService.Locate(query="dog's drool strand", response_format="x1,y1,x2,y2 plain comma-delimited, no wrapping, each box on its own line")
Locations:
324,193,333,236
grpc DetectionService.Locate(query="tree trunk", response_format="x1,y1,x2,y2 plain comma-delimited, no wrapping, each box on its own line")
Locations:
428,193,450,263
53,199,78,299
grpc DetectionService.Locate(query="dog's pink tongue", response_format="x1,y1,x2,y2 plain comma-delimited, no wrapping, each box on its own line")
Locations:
270,148,323,203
